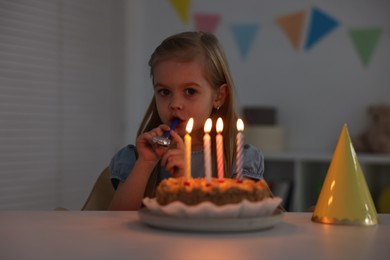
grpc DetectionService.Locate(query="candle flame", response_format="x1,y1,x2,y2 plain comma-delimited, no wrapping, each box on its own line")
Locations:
237,118,244,131
216,117,223,133
204,118,212,133
186,118,194,133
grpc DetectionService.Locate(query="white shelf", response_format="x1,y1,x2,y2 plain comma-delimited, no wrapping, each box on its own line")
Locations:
263,152,390,212
265,152,390,164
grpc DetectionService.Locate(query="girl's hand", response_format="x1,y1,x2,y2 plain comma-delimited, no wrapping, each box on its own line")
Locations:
135,124,171,163
161,130,185,177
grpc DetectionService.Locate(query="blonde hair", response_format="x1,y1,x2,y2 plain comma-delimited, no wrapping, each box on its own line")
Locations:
139,31,238,197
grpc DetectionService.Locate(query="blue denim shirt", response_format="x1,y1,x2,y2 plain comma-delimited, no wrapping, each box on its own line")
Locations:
108,144,264,190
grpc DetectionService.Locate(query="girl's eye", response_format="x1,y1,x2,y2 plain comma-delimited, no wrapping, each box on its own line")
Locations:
158,89,170,96
185,88,196,96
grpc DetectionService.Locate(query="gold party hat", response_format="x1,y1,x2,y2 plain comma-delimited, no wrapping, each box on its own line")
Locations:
312,124,378,226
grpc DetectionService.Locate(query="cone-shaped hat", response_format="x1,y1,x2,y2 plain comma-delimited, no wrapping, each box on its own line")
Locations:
312,124,378,225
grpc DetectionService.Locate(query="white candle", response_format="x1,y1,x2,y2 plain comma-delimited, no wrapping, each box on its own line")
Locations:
236,118,244,181
184,118,193,182
216,117,224,181
203,118,212,185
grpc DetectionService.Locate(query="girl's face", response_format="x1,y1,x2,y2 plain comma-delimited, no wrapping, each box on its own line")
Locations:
153,57,220,146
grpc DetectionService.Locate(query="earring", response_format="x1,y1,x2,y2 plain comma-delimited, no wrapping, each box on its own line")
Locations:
216,106,220,111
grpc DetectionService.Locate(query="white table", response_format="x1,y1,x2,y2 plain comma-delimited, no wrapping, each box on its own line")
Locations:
0,211,389,260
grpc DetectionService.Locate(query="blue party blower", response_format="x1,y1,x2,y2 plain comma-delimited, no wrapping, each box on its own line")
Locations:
152,118,179,147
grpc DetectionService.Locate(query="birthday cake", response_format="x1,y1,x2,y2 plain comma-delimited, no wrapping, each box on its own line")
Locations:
156,177,271,206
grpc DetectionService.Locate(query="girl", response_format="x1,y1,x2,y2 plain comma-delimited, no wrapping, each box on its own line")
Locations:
108,31,264,210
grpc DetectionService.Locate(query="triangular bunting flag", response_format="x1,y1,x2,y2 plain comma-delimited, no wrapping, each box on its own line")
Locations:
193,13,221,33
169,0,191,24
304,7,339,50
276,10,306,51
348,28,383,67
231,24,259,60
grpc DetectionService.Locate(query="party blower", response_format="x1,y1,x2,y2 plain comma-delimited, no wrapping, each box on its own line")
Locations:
152,118,179,147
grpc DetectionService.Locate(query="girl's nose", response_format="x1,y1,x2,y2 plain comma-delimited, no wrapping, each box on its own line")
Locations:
169,96,183,110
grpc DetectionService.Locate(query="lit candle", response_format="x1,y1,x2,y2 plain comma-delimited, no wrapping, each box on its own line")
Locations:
184,118,194,182
236,118,244,182
203,118,212,185
216,117,224,182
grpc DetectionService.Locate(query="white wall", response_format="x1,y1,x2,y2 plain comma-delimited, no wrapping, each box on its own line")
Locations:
123,0,390,153
0,0,124,210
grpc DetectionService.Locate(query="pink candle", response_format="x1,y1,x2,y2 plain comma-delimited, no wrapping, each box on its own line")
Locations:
184,118,193,182
203,118,212,184
236,118,244,181
216,117,224,182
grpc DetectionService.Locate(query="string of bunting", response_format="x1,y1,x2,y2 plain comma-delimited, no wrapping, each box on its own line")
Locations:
168,0,388,68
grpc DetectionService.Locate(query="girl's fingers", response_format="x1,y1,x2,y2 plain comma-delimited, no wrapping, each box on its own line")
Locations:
154,125,171,139
157,127,185,175
158,124,171,133
169,130,184,149
142,124,170,143
161,149,184,173
160,149,178,167
164,155,184,176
